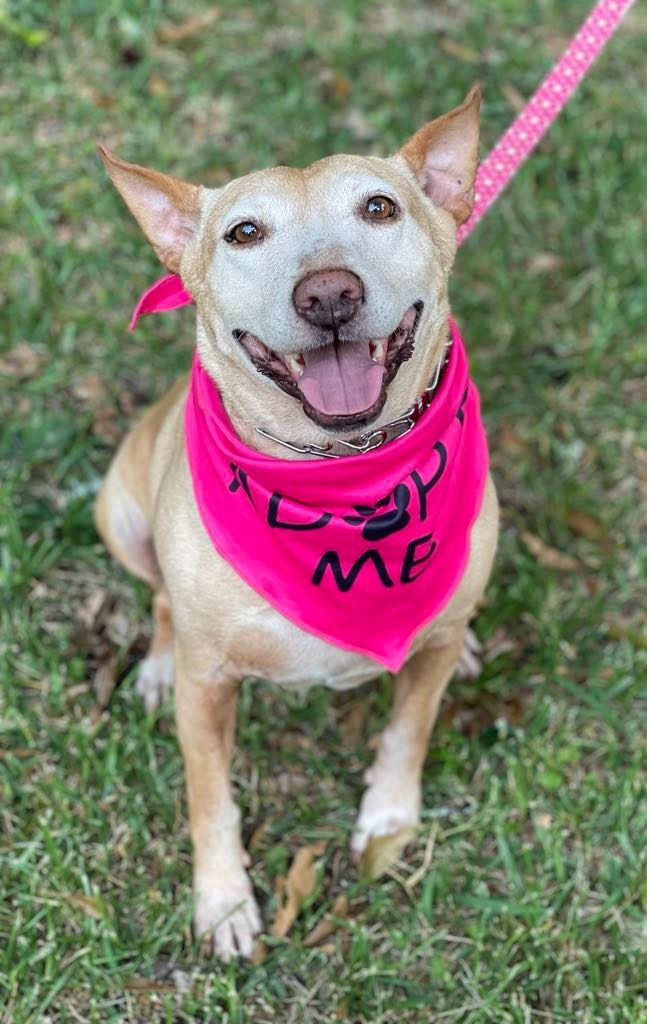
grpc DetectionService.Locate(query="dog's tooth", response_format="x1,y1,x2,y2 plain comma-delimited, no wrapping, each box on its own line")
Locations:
284,353,304,379
370,338,387,364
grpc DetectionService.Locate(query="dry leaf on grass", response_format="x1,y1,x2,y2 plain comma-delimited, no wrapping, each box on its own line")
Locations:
75,587,109,634
94,656,117,709
270,840,326,938
565,509,607,543
125,977,176,993
147,74,169,97
92,405,122,443
303,893,350,947
158,7,221,42
438,38,479,62
359,824,419,881
73,373,105,406
405,822,439,890
496,421,527,454
319,68,352,101
501,82,526,113
249,817,274,853
521,531,579,571
251,940,268,965
338,702,368,745
0,341,44,378
526,252,564,274
68,893,110,919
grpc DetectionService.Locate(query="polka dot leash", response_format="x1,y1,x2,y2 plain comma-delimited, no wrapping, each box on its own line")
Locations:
458,0,637,246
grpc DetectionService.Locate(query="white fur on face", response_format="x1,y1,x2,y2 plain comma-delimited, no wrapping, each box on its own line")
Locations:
178,153,459,447
191,155,455,359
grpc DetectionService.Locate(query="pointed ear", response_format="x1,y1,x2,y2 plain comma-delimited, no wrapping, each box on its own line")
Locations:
97,145,203,273
399,84,481,226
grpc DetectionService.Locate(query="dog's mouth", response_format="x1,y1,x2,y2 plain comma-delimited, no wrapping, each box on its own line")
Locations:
234,302,423,429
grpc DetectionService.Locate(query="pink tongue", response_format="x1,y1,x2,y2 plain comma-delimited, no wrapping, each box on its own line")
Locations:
298,341,385,416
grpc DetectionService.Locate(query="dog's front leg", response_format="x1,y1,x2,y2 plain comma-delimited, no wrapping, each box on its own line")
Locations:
175,642,260,960
351,625,467,857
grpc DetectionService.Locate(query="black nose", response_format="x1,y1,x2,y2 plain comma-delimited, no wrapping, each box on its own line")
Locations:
293,269,363,327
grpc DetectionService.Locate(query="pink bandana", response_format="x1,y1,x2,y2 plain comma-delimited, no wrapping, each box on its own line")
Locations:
184,319,489,671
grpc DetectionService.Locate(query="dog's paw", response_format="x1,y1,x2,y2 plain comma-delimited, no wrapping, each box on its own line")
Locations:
135,651,175,712
454,626,482,680
351,785,420,859
195,875,262,961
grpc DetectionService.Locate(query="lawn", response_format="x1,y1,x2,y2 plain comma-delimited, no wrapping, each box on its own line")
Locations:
1,1,646,1021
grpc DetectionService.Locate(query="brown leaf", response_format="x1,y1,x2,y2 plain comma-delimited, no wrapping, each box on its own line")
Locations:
483,625,518,662
565,509,606,542
158,7,221,42
359,824,418,880
303,893,349,947
104,608,132,645
68,893,109,919
497,421,527,454
521,531,579,571
73,373,105,406
604,616,647,649
270,841,326,938
94,656,117,709
338,702,368,746
250,940,268,965
125,977,176,993
344,108,375,142
319,68,352,101
249,817,274,853
526,252,564,275
501,82,526,113
76,587,109,634
92,405,122,443
438,38,479,62
0,341,44,378
147,74,170,97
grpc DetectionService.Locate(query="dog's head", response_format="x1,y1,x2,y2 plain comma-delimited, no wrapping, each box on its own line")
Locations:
99,87,479,446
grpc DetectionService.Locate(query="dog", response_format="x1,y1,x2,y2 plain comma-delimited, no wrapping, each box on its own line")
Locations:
95,84,499,960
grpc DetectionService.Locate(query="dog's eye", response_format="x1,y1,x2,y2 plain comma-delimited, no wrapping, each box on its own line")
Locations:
365,195,397,220
225,221,262,244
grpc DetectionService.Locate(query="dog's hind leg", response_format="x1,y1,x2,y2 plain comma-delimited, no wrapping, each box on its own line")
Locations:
135,586,175,711
94,379,186,707
134,585,176,712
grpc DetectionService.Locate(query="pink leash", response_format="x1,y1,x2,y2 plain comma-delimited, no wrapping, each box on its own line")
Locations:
129,0,635,329
458,0,636,244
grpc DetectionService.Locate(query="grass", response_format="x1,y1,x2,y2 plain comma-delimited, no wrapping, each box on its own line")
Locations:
1,0,646,1021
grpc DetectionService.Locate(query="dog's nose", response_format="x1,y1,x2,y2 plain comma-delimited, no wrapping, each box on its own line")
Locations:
293,269,363,327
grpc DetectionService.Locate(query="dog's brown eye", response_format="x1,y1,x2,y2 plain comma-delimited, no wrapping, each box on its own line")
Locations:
225,221,262,244
365,195,397,220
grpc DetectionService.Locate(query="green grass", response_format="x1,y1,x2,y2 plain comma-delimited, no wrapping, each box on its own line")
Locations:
1,1,646,1021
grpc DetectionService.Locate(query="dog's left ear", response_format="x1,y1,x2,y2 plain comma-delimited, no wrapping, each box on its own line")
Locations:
399,84,481,226
97,145,203,274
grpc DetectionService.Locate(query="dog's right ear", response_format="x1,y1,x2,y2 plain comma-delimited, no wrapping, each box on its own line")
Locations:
398,85,481,226
98,145,203,274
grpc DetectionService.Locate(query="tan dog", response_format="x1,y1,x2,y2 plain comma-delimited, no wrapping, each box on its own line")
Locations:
95,85,498,960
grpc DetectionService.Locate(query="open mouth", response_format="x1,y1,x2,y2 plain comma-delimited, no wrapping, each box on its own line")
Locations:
235,302,423,429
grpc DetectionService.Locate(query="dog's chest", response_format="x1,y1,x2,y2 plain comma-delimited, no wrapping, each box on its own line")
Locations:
225,603,388,692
